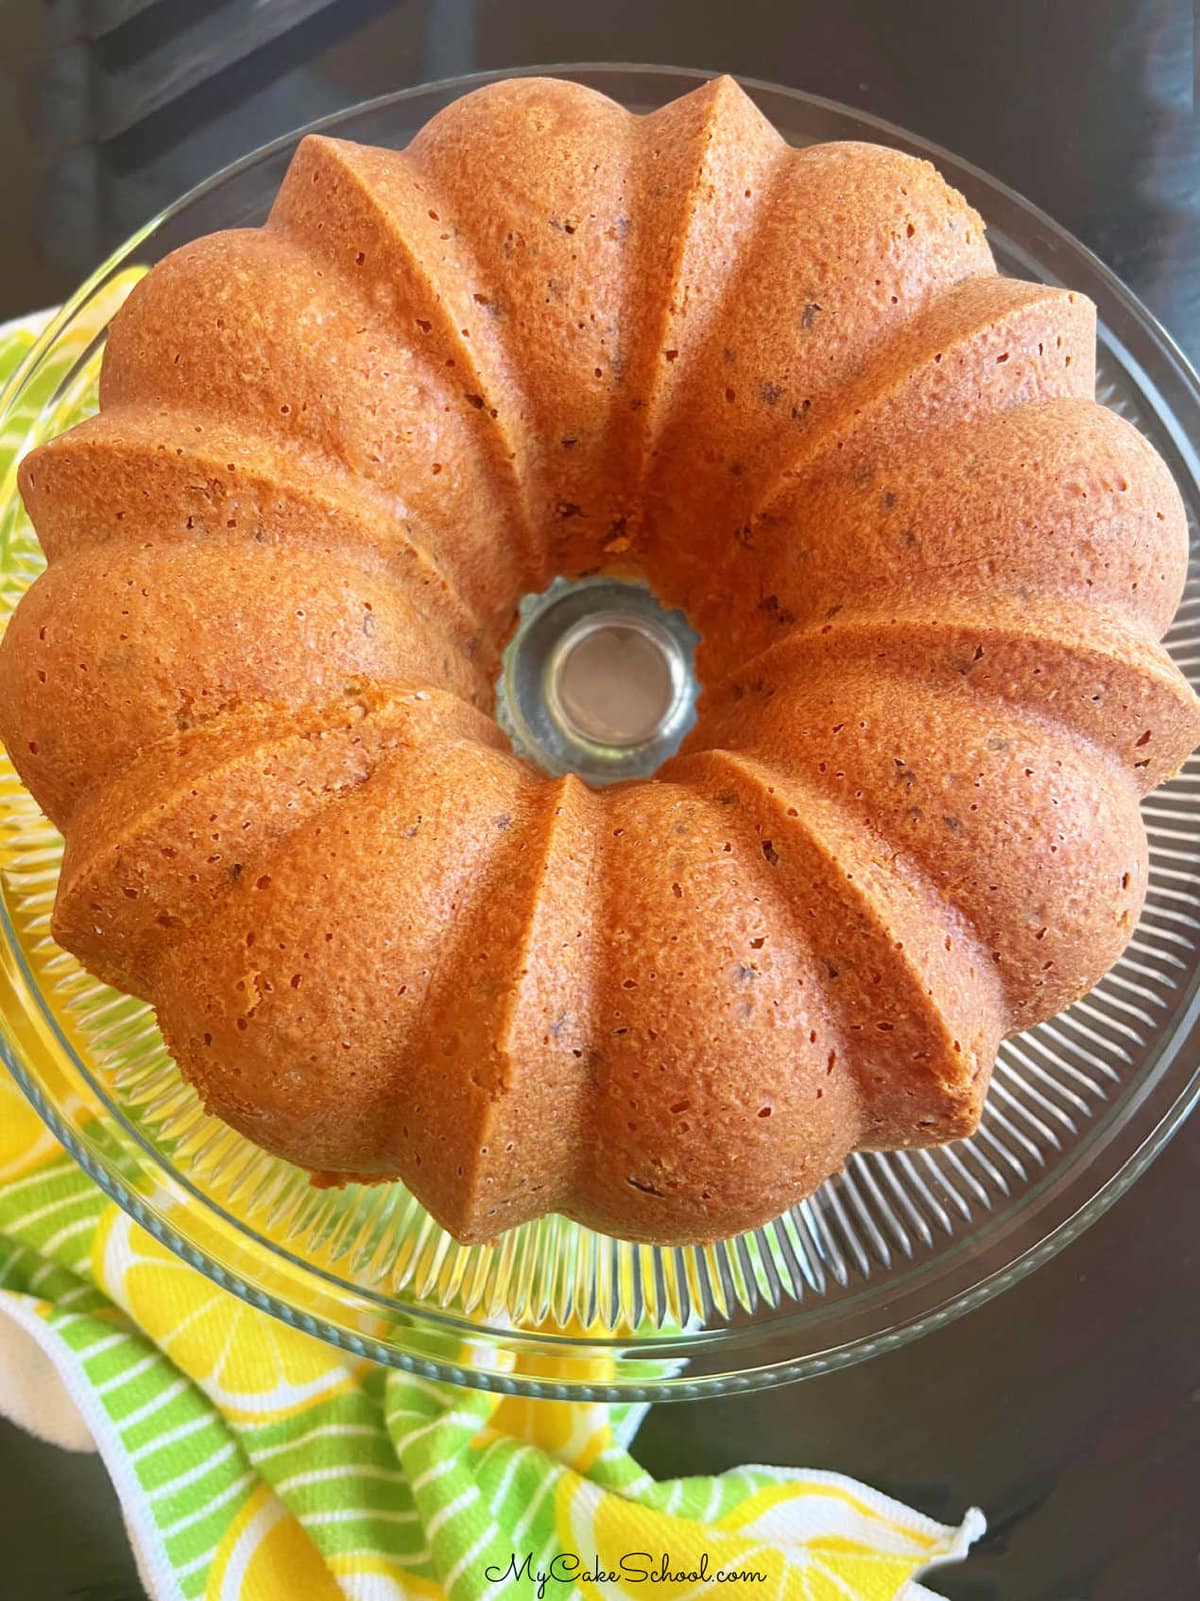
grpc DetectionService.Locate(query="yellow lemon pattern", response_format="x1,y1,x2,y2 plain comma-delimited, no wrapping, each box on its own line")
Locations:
93,1209,355,1425
0,1068,65,1185
207,1482,345,1601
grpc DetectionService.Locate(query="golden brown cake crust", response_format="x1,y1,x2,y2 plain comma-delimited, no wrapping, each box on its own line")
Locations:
1,75,1197,1245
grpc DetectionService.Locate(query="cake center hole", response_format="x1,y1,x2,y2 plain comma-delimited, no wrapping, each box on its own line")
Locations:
550,615,678,748
496,576,700,785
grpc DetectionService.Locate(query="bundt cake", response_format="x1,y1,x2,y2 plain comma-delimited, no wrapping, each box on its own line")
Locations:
1,74,1197,1246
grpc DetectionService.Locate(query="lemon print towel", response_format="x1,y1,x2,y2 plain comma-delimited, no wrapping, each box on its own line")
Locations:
0,312,984,1599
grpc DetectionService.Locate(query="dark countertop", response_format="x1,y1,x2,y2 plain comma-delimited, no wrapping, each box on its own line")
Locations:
1,2,1197,1596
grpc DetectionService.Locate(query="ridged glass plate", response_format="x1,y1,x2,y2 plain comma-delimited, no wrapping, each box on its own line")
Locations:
1,66,1198,1399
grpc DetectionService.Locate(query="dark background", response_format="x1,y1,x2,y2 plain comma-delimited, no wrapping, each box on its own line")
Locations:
0,1,1197,1596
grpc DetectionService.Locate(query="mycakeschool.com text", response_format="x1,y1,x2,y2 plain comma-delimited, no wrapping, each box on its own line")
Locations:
483,1550,769,1595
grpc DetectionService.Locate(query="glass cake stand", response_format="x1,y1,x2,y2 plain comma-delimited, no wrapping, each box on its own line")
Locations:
1,66,1198,1400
